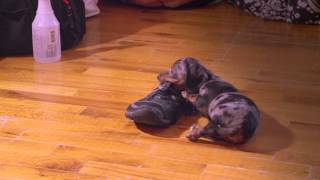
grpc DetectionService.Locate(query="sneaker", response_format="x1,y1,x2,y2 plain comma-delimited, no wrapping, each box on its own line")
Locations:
125,82,192,127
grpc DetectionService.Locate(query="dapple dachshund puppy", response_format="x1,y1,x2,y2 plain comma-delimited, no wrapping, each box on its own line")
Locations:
158,57,260,144
185,80,260,144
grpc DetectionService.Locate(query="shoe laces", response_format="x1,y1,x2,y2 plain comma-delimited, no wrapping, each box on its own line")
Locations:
149,83,183,102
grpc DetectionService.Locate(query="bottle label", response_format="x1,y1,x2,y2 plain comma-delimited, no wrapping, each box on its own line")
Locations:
47,30,56,58
32,27,61,60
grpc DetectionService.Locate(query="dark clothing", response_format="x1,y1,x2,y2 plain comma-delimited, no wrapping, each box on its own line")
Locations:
229,0,320,24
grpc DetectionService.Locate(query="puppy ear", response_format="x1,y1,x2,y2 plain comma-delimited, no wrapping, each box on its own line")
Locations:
157,72,179,83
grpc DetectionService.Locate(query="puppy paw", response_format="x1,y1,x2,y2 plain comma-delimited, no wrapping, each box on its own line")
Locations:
187,134,199,141
190,124,202,131
186,124,203,141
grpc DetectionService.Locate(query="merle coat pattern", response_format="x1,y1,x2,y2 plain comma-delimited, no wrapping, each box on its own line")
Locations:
159,57,260,144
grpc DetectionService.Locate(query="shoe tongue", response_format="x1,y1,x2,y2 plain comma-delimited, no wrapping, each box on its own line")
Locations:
159,82,181,93
158,82,183,101
158,83,176,95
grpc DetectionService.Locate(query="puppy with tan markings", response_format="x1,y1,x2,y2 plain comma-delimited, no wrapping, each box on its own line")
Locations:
158,57,219,94
159,57,260,144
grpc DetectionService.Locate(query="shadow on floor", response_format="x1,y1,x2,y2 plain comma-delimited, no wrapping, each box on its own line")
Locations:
135,114,201,138
238,112,294,154
193,112,294,153
135,111,294,154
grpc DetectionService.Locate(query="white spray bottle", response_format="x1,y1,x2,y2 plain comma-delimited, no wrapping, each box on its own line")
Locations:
32,0,61,63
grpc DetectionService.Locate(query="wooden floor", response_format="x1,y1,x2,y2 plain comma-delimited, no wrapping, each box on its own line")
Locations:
0,1,319,179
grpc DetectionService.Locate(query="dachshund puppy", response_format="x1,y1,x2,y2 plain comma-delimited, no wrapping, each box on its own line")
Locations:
158,57,260,144
186,80,260,144
158,57,219,94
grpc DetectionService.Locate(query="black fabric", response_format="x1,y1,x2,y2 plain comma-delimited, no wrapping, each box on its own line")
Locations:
178,0,218,8
0,0,86,55
229,0,320,24
0,0,35,55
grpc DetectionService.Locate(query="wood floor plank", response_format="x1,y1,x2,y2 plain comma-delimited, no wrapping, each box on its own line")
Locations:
0,1,319,179
0,96,86,114
0,164,104,180
80,161,199,180
137,137,310,177
0,67,158,96
20,129,153,155
0,138,56,156
0,106,126,131
0,80,78,96
311,166,320,179
203,164,308,180
52,145,206,175
201,173,243,180
275,151,320,167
